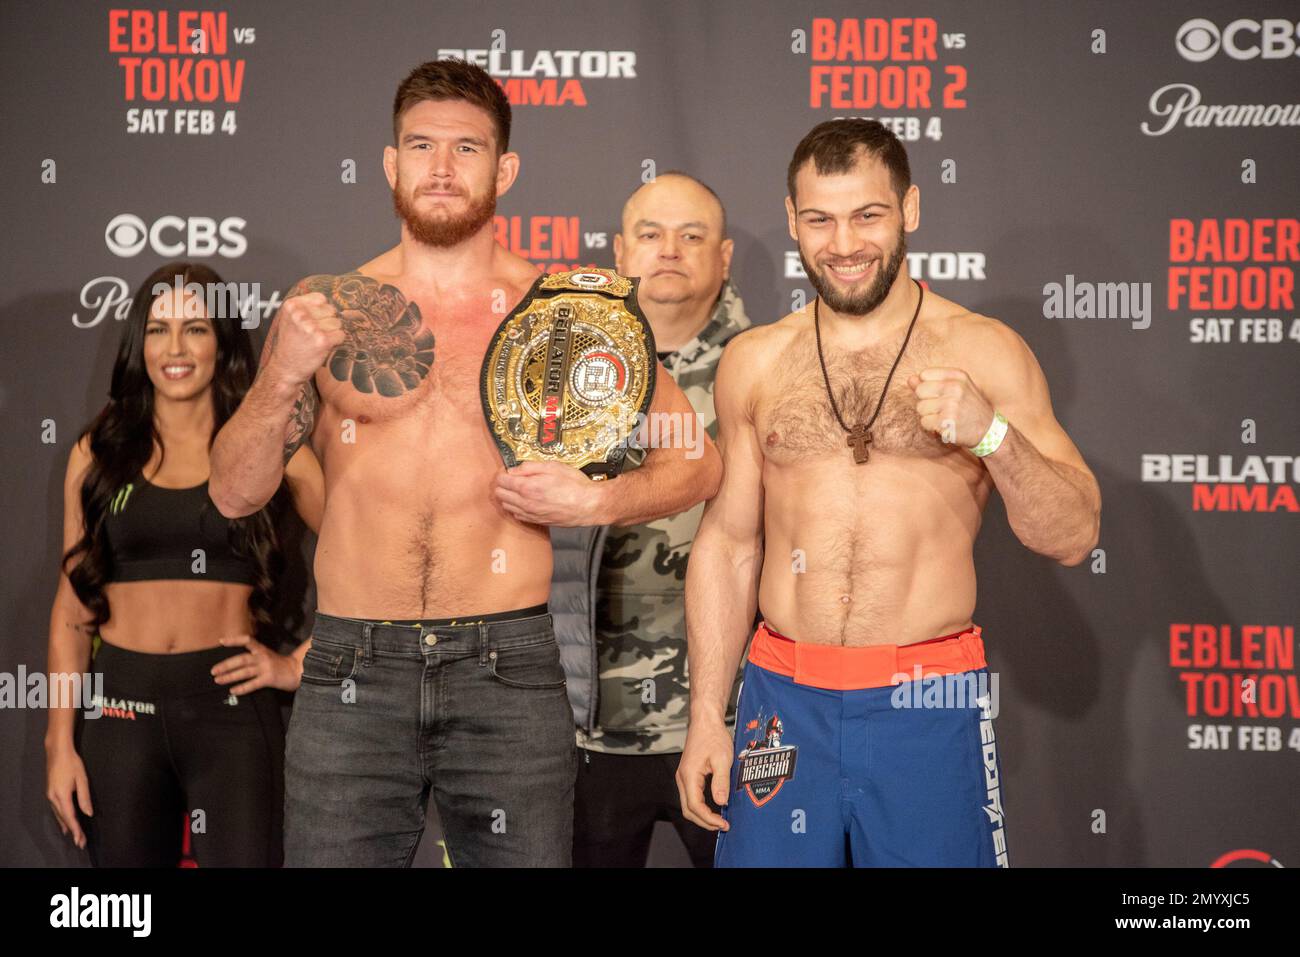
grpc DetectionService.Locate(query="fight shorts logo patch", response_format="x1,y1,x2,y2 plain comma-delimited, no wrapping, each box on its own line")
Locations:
736,710,797,807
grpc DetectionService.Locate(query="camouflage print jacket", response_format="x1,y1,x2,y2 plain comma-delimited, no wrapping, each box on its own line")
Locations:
549,281,752,754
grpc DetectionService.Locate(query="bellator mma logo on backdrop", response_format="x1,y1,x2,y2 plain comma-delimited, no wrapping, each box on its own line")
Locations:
803,17,968,143
108,8,255,137
784,251,986,282
436,44,637,107
1140,453,1300,513
1170,623,1300,755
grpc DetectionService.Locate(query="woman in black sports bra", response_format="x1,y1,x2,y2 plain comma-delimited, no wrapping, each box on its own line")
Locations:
45,261,323,866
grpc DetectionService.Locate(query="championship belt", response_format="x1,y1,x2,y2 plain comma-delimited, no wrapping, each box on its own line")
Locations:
480,268,657,479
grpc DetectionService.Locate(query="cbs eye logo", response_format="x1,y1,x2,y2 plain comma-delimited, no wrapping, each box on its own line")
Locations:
1176,19,1220,62
104,214,248,258
1176,17,1300,62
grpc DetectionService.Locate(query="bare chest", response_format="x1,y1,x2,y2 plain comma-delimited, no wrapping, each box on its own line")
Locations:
755,331,949,464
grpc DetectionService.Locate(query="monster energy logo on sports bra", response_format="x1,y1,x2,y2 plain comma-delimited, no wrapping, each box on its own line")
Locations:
110,483,135,515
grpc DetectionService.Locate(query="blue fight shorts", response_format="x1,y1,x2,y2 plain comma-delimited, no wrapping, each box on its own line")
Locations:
714,621,1010,868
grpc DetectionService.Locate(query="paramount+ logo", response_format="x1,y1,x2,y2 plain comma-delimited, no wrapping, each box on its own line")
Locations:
104,213,247,258
1176,18,1300,62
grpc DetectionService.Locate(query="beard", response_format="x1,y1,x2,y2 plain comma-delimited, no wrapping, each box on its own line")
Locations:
800,224,907,316
392,175,496,248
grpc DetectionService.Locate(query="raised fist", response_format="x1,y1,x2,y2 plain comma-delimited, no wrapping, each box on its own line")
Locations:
266,291,347,387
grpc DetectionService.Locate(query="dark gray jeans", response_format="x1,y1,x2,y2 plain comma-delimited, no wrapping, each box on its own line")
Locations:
284,608,576,867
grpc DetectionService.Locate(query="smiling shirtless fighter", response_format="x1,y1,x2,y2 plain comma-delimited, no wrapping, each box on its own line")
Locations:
209,59,720,867
677,119,1100,867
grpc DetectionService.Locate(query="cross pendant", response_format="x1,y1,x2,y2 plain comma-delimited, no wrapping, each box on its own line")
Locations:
847,424,872,464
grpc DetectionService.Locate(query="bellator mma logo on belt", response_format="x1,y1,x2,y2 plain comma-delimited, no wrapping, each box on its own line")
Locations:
736,711,798,807
480,267,655,479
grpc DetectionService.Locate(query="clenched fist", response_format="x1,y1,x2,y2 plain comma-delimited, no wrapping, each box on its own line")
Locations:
266,292,347,388
907,367,997,448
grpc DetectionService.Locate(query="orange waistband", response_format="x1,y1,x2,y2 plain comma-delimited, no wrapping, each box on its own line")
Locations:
747,621,986,691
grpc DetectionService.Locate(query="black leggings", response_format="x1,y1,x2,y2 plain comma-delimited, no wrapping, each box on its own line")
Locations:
77,640,284,867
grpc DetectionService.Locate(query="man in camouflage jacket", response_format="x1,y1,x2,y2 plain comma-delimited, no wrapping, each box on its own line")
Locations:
550,173,751,867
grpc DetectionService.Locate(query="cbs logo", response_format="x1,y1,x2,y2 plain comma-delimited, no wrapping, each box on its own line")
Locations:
105,214,248,258
1176,18,1300,62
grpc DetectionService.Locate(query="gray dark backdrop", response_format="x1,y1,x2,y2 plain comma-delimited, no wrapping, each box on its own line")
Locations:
2,0,1297,867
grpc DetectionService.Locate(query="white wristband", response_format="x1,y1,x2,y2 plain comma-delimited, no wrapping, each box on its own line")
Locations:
968,411,1008,457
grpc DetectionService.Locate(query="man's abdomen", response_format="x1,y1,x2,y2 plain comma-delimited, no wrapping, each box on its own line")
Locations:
313,486,553,619
758,456,982,646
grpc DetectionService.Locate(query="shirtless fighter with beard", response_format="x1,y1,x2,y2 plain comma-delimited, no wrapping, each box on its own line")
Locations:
209,59,720,867
677,119,1100,867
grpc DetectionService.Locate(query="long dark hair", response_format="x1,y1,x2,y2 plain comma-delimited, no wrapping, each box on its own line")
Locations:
63,261,285,635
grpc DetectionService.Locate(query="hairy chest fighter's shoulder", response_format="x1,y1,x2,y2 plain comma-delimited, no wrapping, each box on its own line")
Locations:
941,311,1031,405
